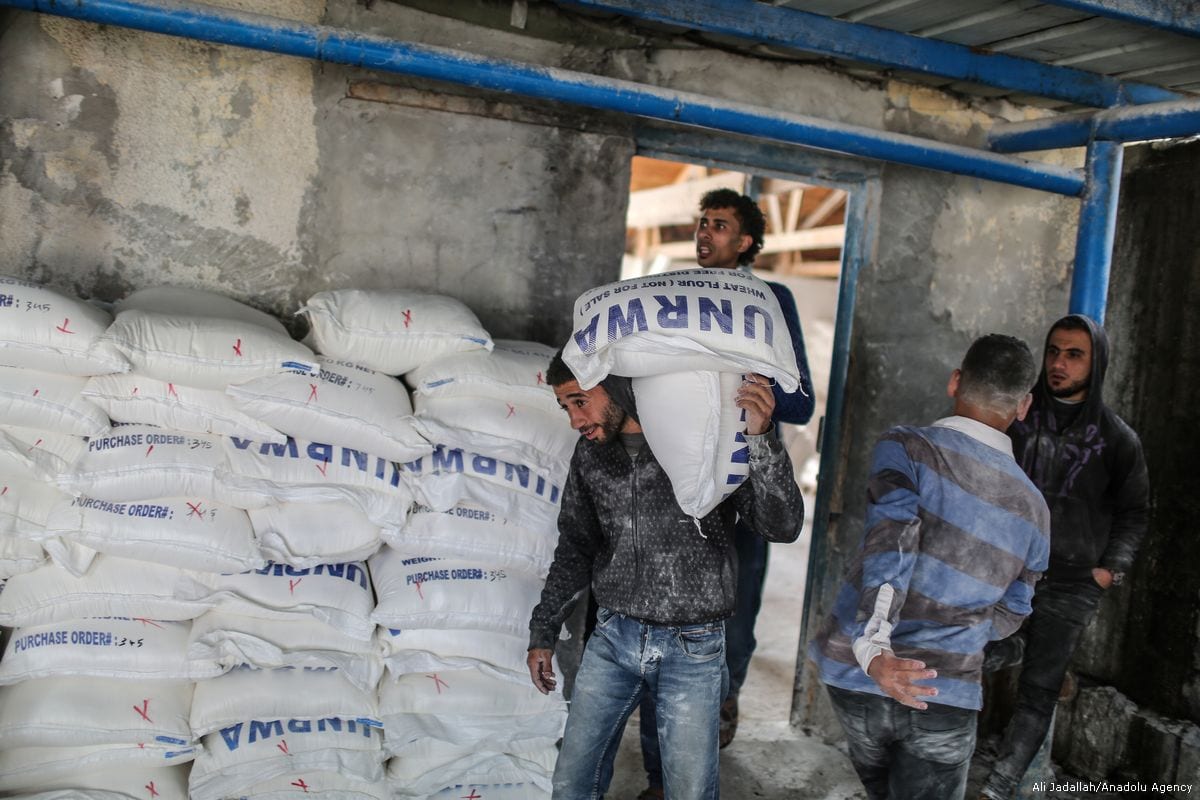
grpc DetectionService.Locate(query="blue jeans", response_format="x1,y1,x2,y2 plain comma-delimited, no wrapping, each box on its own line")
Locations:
827,686,977,800
640,520,765,788
553,608,727,800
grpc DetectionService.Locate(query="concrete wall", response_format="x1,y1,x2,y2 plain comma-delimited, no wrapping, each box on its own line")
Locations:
1045,139,1200,795
0,0,632,345
2,0,1082,735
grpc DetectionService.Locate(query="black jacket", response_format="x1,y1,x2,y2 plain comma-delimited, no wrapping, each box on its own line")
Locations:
1008,314,1149,581
527,427,803,651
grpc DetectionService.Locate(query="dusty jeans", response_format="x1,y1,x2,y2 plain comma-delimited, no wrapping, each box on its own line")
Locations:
981,578,1104,799
640,518,767,789
826,685,977,800
553,608,727,800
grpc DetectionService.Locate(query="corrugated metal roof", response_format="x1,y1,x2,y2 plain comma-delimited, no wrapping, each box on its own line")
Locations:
768,0,1200,107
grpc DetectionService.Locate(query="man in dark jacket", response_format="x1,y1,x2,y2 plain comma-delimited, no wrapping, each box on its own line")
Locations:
980,314,1149,800
526,355,804,800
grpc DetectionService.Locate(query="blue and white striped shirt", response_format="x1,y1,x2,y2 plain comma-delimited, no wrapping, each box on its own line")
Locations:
810,416,1050,710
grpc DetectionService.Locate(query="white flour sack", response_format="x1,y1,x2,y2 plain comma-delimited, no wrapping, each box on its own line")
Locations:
0,474,82,576
562,268,799,392
0,530,46,578
407,339,557,400
387,503,555,579
299,289,492,375
634,371,751,518
378,666,566,755
0,426,85,481
41,495,265,574
218,435,412,529
60,426,226,502
114,286,289,335
423,783,549,800
235,772,387,800
411,391,575,470
0,476,70,536
190,665,379,737
369,548,543,637
249,500,382,568
177,561,376,641
188,611,382,694
5,764,189,800
387,740,556,798
0,618,220,683
0,275,127,375
0,556,211,628
0,743,196,794
226,356,430,463
99,309,317,390
82,373,285,442
0,367,110,437
189,716,384,800
0,475,69,578
376,627,536,687
0,676,193,749
401,444,562,532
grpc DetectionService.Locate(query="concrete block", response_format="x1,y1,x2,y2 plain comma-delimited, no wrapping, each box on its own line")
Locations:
1171,726,1200,799
1127,710,1189,789
1060,686,1137,779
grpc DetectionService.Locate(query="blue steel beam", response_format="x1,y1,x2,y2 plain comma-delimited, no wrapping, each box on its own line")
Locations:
1039,0,1200,40
1070,140,1124,322
0,0,1086,196
555,0,1182,108
989,97,1200,151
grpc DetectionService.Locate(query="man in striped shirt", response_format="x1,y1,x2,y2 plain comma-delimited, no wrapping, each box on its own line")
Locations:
810,334,1050,800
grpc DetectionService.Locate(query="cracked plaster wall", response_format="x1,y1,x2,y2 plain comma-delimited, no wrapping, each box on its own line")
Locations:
0,0,323,310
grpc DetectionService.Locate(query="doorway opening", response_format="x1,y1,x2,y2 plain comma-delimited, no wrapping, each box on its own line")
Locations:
622,155,848,732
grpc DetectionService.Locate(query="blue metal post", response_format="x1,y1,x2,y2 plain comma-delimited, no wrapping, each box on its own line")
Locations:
990,98,1200,153
1070,140,1124,323
0,0,1086,197
792,179,880,726
557,0,1182,108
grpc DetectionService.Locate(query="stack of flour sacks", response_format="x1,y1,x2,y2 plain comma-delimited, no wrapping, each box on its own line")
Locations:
0,276,238,799
0,276,572,799
302,290,572,799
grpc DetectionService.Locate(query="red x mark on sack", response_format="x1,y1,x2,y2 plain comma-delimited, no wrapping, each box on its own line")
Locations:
133,699,153,723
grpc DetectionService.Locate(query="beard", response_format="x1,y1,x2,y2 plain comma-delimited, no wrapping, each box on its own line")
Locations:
1049,377,1089,399
594,402,627,444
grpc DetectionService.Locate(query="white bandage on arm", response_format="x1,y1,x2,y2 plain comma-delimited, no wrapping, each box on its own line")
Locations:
852,583,896,676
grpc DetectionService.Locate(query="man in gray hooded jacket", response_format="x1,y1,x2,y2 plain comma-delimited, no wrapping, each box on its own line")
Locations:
981,314,1149,799
526,354,803,800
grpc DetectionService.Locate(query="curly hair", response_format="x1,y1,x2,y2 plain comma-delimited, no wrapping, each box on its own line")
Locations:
546,349,577,387
699,188,766,266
